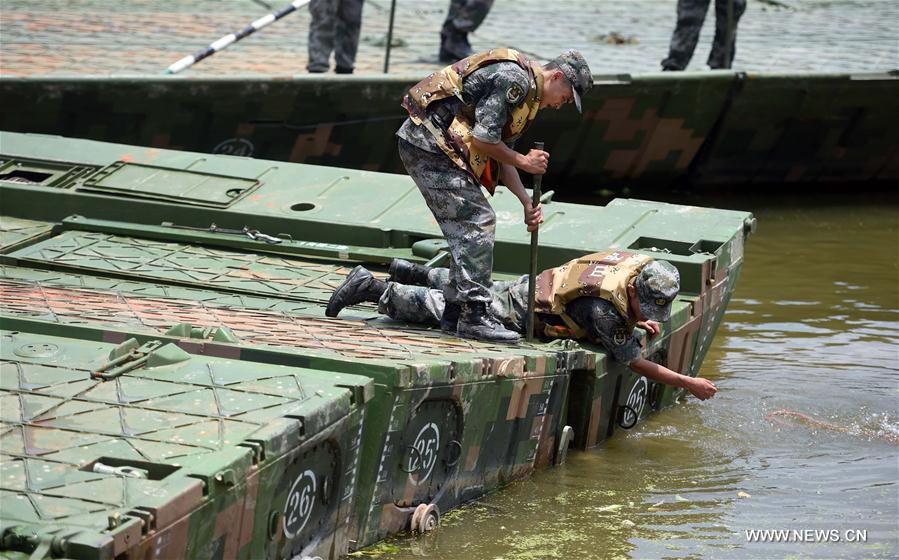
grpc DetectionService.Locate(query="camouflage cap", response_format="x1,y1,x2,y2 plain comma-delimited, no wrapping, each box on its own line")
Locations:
634,260,680,322
549,49,594,113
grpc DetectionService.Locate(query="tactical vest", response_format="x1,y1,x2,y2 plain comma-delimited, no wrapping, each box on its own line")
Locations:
534,251,653,341
401,48,544,195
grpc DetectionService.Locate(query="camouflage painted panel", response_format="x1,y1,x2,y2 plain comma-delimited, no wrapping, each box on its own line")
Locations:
0,329,369,559
1,74,894,189
693,74,899,184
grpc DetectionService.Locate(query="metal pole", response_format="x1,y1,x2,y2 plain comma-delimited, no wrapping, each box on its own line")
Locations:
165,0,311,74
525,141,544,342
383,0,398,73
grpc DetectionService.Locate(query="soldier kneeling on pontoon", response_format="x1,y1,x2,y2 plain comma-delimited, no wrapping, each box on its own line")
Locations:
326,252,718,400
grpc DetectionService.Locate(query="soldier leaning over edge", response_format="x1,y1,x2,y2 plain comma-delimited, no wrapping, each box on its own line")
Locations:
325,253,718,401
394,48,594,344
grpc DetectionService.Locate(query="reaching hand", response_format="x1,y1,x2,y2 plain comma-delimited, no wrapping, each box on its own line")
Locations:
687,377,718,400
523,202,543,232
637,319,661,339
519,149,549,174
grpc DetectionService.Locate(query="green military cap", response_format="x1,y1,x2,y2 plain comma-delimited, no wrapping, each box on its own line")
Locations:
635,260,680,322
549,49,594,113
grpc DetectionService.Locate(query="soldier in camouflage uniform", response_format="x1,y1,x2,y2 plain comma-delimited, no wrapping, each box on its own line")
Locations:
326,259,718,400
393,49,594,343
440,0,495,62
661,0,747,71
307,0,365,74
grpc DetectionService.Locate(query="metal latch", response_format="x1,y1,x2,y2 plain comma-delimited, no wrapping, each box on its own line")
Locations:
93,462,149,479
93,340,162,380
92,338,191,380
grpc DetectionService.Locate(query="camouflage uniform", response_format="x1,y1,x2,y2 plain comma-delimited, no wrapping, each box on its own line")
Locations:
661,0,747,71
307,0,365,73
440,0,495,60
444,0,494,34
378,270,645,365
396,61,532,305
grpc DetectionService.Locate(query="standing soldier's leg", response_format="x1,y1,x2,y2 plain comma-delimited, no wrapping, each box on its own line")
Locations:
440,0,495,61
415,177,495,307
450,0,494,32
397,140,517,342
335,0,364,74
307,0,337,73
661,0,713,71
708,0,747,69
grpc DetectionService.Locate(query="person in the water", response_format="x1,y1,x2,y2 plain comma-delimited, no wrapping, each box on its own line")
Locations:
326,254,718,401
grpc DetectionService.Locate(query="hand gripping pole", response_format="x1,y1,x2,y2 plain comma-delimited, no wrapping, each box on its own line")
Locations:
525,141,544,342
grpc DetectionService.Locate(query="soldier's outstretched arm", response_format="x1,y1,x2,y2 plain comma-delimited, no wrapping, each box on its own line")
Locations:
629,358,718,400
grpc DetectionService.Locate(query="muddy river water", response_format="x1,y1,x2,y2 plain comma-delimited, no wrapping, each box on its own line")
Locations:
370,195,898,559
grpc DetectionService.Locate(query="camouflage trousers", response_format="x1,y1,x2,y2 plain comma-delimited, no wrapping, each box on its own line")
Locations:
443,0,495,33
398,138,496,305
307,0,364,72
661,0,747,70
378,268,530,333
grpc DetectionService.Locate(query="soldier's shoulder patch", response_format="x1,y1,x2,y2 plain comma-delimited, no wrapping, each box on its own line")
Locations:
506,82,524,104
613,327,627,346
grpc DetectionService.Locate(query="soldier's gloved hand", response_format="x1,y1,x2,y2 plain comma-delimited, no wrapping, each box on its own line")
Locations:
523,202,543,232
520,149,549,174
686,377,718,400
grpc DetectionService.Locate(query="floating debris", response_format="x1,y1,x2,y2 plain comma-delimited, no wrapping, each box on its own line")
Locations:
592,32,639,45
363,34,407,48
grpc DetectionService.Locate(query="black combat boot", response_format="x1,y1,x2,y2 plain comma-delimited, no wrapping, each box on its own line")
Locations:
438,31,456,63
456,302,520,343
388,259,432,286
326,266,387,317
438,25,472,62
440,301,461,334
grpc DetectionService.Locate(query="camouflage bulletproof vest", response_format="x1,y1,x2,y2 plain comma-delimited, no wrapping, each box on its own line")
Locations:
401,48,544,195
534,251,653,341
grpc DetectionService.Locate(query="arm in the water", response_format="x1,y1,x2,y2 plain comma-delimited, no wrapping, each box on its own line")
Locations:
629,358,718,400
